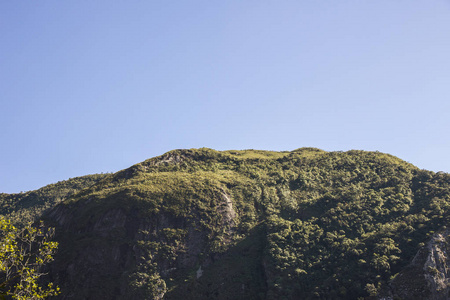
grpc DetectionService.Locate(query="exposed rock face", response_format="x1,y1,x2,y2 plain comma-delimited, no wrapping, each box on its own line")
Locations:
386,228,450,300
46,205,136,299
424,228,450,299
45,188,238,300
151,152,186,166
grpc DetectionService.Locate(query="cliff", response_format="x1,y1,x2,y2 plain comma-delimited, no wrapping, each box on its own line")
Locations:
384,227,450,300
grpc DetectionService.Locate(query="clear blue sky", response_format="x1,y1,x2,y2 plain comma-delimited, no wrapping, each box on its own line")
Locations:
1,1,450,193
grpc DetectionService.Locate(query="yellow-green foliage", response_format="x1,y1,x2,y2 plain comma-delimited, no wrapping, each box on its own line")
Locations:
0,217,59,299
222,149,289,160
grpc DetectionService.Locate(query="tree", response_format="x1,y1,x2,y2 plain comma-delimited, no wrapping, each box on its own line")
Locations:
0,217,59,299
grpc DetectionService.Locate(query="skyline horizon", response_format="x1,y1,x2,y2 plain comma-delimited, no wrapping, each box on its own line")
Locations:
3,145,447,194
2,1,450,193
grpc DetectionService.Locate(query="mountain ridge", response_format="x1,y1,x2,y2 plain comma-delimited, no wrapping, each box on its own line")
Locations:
1,148,449,299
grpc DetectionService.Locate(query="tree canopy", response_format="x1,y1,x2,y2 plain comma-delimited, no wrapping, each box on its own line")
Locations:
0,218,59,299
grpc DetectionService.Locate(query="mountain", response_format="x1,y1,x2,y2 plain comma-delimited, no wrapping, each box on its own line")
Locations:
1,148,449,299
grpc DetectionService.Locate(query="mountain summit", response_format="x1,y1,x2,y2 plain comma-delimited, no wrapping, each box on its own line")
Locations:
1,148,449,299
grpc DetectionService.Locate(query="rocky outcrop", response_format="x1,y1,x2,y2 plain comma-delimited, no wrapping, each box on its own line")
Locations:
44,186,239,300
385,227,450,300
423,228,450,298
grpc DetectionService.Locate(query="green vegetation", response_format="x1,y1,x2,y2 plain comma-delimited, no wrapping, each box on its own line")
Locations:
0,174,109,226
1,148,449,299
0,217,59,299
